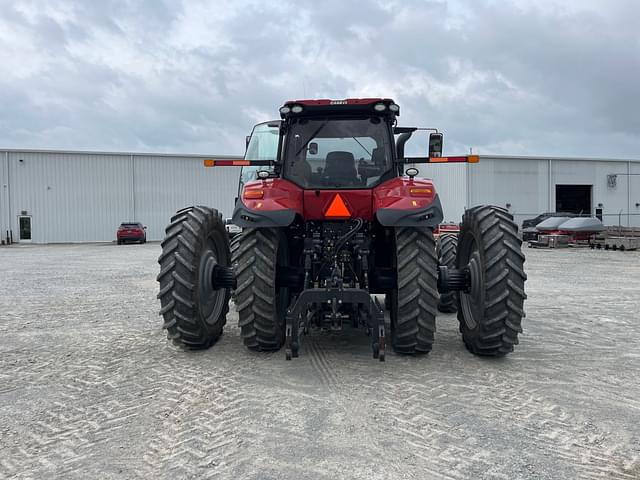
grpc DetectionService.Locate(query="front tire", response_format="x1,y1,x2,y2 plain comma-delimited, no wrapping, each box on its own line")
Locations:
390,227,439,354
456,206,527,356
157,206,231,349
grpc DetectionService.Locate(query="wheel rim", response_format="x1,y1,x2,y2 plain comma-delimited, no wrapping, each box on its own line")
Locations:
459,237,484,330
198,236,227,324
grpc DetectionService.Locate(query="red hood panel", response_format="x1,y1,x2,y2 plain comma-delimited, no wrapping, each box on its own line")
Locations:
303,190,373,221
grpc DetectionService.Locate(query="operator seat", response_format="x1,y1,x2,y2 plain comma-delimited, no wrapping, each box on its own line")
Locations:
323,151,358,185
289,157,312,187
358,147,386,184
371,147,386,167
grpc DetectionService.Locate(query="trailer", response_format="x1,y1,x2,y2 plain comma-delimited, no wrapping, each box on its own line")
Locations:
601,237,640,251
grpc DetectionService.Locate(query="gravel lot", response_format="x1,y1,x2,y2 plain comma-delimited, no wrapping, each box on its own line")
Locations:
1,243,639,479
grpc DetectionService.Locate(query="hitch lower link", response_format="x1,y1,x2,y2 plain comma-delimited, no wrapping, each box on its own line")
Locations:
284,288,386,362
437,266,471,293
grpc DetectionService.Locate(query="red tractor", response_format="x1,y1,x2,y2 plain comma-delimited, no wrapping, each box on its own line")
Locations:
157,98,526,361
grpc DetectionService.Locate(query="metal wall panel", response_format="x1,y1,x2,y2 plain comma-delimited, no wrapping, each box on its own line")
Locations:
413,163,467,223
632,162,640,226
468,157,549,227
7,151,131,242
133,156,241,241
0,152,8,242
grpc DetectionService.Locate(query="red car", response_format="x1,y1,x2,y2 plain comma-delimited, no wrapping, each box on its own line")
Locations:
117,222,147,244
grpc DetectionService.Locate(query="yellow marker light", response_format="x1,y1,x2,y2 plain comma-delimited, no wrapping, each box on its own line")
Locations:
243,189,264,199
409,187,433,197
203,159,251,167
467,155,480,163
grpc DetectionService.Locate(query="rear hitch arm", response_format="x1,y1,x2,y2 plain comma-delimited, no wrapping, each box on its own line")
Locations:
284,288,385,362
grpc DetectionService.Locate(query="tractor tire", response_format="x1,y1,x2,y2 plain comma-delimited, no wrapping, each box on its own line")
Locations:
390,227,439,354
456,205,527,356
231,228,288,351
437,234,458,313
157,206,231,349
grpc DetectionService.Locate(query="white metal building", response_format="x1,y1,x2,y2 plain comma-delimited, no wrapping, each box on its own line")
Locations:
0,150,241,243
1,149,639,243
418,155,640,228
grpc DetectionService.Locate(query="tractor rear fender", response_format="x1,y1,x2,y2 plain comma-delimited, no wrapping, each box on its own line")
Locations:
373,177,444,228
232,178,303,228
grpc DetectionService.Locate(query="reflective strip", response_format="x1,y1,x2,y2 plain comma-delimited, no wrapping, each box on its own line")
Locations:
203,159,251,167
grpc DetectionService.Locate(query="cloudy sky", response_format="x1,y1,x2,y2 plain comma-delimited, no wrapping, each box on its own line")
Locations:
1,0,639,158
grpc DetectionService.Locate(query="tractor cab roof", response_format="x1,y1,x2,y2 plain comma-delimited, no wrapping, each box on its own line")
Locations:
279,98,400,119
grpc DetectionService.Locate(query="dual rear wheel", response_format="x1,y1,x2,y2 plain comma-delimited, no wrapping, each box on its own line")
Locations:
157,205,526,357
389,206,526,356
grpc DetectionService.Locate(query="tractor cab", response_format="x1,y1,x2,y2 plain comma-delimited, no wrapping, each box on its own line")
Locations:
283,101,400,190
281,112,395,189
240,99,399,190
239,99,460,193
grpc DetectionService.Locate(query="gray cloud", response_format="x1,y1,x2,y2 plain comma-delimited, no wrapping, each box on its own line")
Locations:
0,0,638,158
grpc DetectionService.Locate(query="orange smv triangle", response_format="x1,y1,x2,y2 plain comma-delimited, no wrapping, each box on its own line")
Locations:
325,194,351,218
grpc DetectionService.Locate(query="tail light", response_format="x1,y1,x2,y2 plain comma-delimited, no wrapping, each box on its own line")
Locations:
409,187,433,197
243,189,264,200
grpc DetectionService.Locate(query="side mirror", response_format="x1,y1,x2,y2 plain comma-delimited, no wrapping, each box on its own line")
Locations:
308,142,318,155
405,167,419,178
143,226,147,230
245,135,251,150
428,133,443,158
